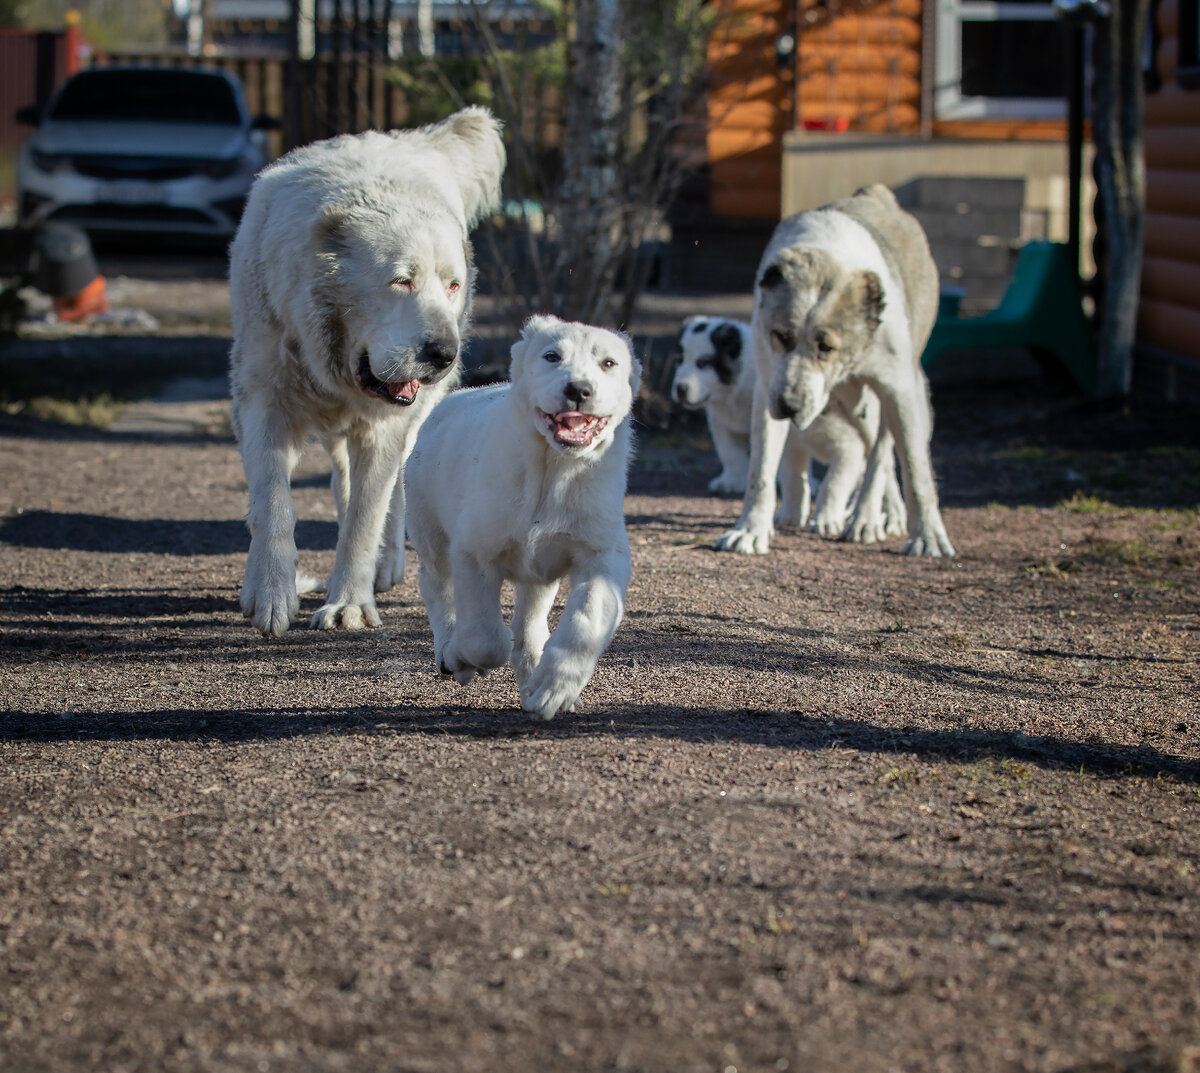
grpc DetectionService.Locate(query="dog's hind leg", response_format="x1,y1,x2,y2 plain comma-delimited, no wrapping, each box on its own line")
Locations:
417,557,457,677
811,425,866,538
774,432,811,528
327,434,351,524
714,379,790,554
881,450,907,536
520,551,629,720
707,415,749,497
374,461,407,594
511,581,560,693
236,398,304,637
312,424,402,630
842,423,894,545
877,372,955,557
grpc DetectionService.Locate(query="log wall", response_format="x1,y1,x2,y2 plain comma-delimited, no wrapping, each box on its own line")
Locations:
1140,0,1200,364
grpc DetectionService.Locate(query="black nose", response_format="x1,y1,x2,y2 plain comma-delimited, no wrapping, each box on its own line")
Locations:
564,381,591,405
422,338,458,370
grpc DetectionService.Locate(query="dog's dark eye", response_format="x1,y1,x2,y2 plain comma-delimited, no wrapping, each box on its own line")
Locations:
543,350,561,364
446,279,461,294
601,358,617,369
770,330,795,351
816,333,836,355
695,357,713,370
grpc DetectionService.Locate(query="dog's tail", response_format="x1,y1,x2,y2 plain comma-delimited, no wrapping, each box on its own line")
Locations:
422,106,507,229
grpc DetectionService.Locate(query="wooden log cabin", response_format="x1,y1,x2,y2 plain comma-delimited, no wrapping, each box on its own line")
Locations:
703,0,1092,316
1140,0,1200,397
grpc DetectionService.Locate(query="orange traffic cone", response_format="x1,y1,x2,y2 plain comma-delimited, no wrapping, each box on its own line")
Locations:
53,274,109,322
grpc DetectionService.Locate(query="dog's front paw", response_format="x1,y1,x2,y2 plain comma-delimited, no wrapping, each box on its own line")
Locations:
311,601,383,631
240,553,300,637
520,668,581,721
882,488,908,537
714,526,772,555
241,584,299,637
902,524,956,558
841,507,888,545
440,626,513,685
774,504,808,529
810,507,847,538
708,472,746,497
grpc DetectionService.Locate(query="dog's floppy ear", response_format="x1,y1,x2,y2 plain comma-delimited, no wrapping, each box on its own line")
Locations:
853,270,886,334
509,314,561,368
758,263,786,290
519,314,562,343
708,320,743,385
314,205,349,251
615,330,643,397
760,247,821,291
423,106,506,229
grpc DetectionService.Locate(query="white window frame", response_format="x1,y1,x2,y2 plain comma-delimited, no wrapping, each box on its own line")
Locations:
935,0,1068,119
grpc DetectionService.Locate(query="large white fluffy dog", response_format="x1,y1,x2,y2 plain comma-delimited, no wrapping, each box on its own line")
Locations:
405,316,640,720
672,315,904,536
715,184,954,557
228,107,505,636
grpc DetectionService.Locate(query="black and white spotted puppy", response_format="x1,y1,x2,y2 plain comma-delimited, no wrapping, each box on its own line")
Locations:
672,315,902,537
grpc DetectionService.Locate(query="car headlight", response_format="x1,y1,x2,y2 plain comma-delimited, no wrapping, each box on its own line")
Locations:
30,148,70,174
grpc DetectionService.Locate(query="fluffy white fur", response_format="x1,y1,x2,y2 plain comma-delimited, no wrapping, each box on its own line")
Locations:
405,316,640,720
672,315,904,536
715,185,954,557
228,106,505,636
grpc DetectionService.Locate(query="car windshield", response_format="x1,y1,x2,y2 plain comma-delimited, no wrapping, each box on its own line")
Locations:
50,70,242,125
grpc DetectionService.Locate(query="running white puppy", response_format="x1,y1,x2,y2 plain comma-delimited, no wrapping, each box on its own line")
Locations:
672,315,904,537
228,106,505,636
715,184,953,557
406,316,640,720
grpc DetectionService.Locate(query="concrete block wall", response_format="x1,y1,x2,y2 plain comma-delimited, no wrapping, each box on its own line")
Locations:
895,176,1024,314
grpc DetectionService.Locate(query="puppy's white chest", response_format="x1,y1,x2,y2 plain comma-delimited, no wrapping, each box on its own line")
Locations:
496,530,578,585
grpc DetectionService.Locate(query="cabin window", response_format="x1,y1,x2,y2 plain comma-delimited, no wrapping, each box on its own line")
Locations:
1179,0,1200,89
935,0,1069,117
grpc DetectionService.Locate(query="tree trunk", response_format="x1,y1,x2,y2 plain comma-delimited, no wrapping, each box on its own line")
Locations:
1091,0,1149,398
559,0,623,324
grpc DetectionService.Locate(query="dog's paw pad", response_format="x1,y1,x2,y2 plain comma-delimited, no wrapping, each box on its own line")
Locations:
902,531,956,558
374,557,406,594
241,586,299,637
311,602,383,630
714,528,771,555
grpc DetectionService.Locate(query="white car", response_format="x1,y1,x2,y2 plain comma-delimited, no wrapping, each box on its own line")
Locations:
15,66,277,244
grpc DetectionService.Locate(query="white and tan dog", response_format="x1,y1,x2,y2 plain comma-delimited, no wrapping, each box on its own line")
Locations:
405,315,640,720
673,315,904,537
228,106,505,636
715,184,954,557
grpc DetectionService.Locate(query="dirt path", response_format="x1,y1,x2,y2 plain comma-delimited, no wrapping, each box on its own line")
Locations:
1,370,1198,1073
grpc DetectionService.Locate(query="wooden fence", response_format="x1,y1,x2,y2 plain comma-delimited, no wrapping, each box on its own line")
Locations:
92,49,412,158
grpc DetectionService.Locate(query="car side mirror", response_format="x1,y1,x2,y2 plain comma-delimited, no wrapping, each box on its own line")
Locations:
252,114,282,131
15,105,41,126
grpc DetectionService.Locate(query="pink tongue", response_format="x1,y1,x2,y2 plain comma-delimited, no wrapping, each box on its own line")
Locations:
556,411,590,430
389,379,420,402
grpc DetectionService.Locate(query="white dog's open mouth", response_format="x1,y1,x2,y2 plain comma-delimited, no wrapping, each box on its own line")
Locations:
541,409,610,448
357,352,421,406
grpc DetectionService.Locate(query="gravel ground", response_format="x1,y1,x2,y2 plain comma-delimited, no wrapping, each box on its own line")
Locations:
1,283,1198,1073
